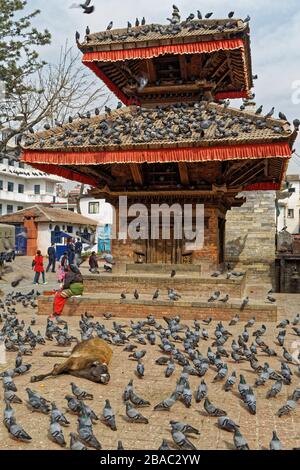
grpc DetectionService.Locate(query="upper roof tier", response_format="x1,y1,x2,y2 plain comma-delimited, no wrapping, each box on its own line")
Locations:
78,17,253,106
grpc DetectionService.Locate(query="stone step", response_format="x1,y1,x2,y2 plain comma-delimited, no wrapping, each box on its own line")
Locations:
83,274,246,298
38,293,277,321
125,263,201,275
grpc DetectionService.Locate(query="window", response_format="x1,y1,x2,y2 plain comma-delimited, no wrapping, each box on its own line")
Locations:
19,162,24,169
89,202,99,214
0,204,2,215
288,209,294,218
7,205,13,214
7,182,14,192
18,184,24,194
67,226,73,233
34,184,41,195
17,206,23,211
8,160,14,167
0,180,3,190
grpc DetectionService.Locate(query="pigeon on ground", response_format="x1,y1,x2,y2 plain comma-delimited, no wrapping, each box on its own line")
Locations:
8,417,32,442
158,439,172,450
126,402,148,423
78,422,102,450
51,402,70,426
154,393,177,411
171,429,197,450
129,391,150,407
204,397,226,416
195,379,207,403
266,380,282,399
129,350,146,361
218,416,239,432
233,429,249,450
69,432,88,450
48,419,66,447
102,399,117,431
277,400,297,417
224,371,236,392
170,420,199,435
270,431,282,450
4,390,22,404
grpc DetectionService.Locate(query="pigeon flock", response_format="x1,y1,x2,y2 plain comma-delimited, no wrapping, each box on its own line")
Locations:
0,286,300,450
78,6,250,45
23,101,295,151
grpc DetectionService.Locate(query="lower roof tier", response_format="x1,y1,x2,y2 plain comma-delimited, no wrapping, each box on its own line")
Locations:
22,101,296,194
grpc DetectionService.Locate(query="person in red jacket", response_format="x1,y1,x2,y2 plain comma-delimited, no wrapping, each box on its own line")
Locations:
32,250,47,285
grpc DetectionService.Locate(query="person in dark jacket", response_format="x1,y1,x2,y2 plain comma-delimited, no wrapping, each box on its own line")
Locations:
68,245,76,265
46,243,56,273
60,251,69,272
52,264,84,319
89,252,99,274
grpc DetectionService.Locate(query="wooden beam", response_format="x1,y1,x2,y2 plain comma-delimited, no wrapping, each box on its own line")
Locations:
78,165,115,185
230,161,265,186
146,60,157,83
130,163,144,186
178,162,190,186
179,56,188,81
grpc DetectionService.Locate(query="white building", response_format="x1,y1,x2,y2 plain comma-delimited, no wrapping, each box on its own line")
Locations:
277,175,300,234
0,153,67,216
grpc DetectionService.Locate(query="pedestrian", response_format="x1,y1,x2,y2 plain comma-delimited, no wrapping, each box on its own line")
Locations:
51,264,84,319
74,238,83,266
68,245,75,265
46,243,56,273
89,251,99,273
32,250,47,285
60,251,69,272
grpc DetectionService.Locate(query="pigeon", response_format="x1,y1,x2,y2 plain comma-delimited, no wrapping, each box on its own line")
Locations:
277,400,297,417
244,388,256,415
123,379,134,402
152,289,159,300
49,419,66,447
8,417,32,442
267,295,276,303
283,347,294,363
3,401,15,429
170,420,199,435
136,360,144,378
171,429,197,450
208,291,220,302
233,429,249,450
117,440,125,450
51,402,70,426
26,388,50,414
269,431,282,450
134,290,139,300
65,395,82,414
228,11,235,18
266,380,282,399
71,382,93,400
218,416,239,432
277,319,290,329
205,12,213,19
224,371,236,392
69,432,88,450
240,297,249,310
4,390,22,404
195,379,207,403
165,359,175,378
78,422,102,450
204,397,226,416
129,350,146,361
126,402,148,423
102,399,117,431
158,439,172,450
107,21,113,30
154,393,177,411
130,391,150,407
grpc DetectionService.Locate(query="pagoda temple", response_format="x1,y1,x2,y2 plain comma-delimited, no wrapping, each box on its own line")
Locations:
22,13,297,272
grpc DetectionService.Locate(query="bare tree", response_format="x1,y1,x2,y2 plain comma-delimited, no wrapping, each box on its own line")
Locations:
0,42,110,152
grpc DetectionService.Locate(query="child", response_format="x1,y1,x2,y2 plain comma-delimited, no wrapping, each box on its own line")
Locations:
32,250,47,285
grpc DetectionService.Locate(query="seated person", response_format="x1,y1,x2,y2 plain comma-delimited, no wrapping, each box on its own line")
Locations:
51,264,84,320
89,251,99,274
102,251,114,273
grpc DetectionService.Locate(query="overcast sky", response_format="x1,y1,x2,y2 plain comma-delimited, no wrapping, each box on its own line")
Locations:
28,0,300,174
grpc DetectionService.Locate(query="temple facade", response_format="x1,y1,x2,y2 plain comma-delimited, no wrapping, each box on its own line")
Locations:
21,14,297,273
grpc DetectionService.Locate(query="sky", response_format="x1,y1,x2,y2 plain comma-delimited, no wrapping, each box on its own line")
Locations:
26,0,300,174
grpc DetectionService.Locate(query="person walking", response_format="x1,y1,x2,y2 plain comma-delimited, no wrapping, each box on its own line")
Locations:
32,250,47,285
74,238,83,266
46,243,56,273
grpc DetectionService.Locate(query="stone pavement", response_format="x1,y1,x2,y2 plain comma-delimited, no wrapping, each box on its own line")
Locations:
0,257,299,450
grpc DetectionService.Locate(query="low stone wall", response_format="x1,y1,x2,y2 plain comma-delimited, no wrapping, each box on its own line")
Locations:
38,295,277,321
82,274,246,298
